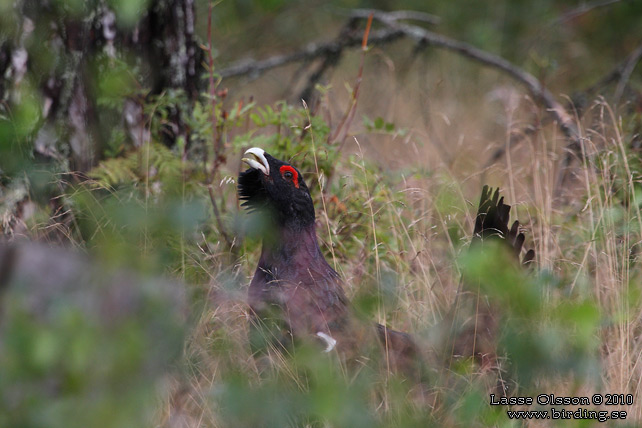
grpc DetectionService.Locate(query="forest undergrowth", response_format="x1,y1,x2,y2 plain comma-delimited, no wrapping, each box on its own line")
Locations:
2,4,642,427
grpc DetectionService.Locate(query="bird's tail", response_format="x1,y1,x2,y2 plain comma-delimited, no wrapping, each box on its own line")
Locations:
445,186,535,388
472,185,535,266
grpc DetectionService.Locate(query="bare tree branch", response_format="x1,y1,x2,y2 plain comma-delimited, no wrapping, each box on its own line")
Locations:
486,124,541,167
586,40,642,96
554,0,627,24
349,9,441,25
489,40,642,166
614,43,642,104
223,8,642,200
298,48,342,106
221,9,583,150
217,27,404,80
297,19,361,105
356,10,582,148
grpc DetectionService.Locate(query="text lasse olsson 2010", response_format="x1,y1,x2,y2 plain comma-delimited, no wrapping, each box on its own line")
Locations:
490,393,632,422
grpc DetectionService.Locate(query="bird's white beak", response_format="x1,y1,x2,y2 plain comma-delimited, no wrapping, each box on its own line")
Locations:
242,147,270,176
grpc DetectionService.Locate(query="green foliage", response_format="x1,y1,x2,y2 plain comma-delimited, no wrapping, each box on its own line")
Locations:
3,83,636,428
461,243,602,386
364,115,408,136
107,0,152,27
215,349,382,428
241,101,334,175
90,142,186,191
4,1,642,426
0,81,42,176
0,246,187,428
94,57,139,110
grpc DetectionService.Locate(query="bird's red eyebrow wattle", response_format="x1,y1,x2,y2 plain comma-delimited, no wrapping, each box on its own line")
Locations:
279,165,299,188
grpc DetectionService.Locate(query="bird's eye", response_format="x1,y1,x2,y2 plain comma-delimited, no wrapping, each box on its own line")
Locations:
279,165,299,188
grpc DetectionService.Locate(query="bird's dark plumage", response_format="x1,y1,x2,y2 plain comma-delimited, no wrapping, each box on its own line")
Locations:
238,149,534,383
473,185,535,266
238,147,420,376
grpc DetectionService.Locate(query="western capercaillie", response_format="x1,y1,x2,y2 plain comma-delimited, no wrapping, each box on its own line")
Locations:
238,147,421,377
238,148,534,384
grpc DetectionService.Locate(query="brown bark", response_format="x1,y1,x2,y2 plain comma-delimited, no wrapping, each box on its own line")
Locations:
1,0,203,173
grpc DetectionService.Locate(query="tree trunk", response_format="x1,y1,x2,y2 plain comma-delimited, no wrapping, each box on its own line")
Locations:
1,0,202,173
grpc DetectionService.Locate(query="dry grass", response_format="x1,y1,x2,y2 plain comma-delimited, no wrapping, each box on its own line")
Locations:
153,57,642,426
3,4,641,427
9,41,625,426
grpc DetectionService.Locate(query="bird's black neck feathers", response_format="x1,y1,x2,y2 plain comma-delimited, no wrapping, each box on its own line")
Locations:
238,151,330,276
258,223,328,272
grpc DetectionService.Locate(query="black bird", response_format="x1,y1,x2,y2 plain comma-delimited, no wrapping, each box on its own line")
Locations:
238,148,534,379
238,147,420,376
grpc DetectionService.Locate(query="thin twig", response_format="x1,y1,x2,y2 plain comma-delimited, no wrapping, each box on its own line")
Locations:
302,100,337,270
205,3,233,250
486,124,541,167
329,13,374,145
582,40,642,97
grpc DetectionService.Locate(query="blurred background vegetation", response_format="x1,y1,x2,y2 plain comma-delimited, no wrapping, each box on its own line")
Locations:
1,0,642,426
